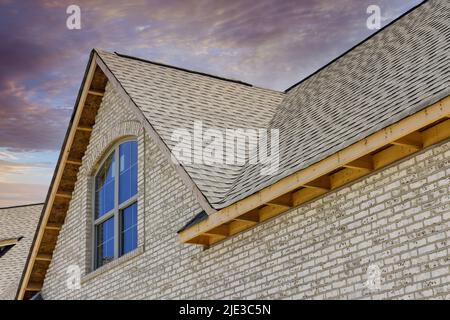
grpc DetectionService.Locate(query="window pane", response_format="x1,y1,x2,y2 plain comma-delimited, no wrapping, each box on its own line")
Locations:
121,202,137,255
119,141,138,204
96,217,114,268
95,152,115,219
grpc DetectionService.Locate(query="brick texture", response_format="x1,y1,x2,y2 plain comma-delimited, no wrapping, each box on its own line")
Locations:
41,83,450,300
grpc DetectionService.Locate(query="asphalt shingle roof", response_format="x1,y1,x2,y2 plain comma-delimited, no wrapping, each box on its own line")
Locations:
219,0,450,208
97,50,285,207
0,204,42,300
97,0,449,210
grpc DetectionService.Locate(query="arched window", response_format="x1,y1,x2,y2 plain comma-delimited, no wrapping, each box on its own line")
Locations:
94,140,138,268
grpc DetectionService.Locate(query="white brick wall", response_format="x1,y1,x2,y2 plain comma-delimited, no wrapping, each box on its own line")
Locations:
41,83,450,300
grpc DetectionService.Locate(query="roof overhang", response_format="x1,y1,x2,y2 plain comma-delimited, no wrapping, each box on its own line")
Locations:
16,50,217,300
178,95,450,246
16,51,105,300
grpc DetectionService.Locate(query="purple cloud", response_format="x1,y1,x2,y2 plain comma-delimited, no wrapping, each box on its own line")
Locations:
0,0,423,206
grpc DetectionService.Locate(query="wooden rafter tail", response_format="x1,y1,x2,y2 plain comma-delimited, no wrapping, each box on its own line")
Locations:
302,175,331,191
179,95,450,246
343,154,374,171
391,131,423,149
35,253,52,262
26,282,42,292
66,159,82,166
55,191,72,199
87,89,105,96
76,125,93,132
266,193,293,209
45,223,62,231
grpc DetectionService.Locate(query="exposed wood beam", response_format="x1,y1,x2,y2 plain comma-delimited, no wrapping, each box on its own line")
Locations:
26,282,42,292
373,145,417,170
66,159,82,166
55,191,72,199
76,125,92,132
330,167,367,190
391,131,423,149
35,253,52,262
87,89,105,96
259,204,289,222
266,193,293,209
302,175,331,191
266,202,291,209
422,119,450,148
343,155,373,171
293,187,327,207
229,219,258,237
186,235,210,246
233,210,260,223
45,223,62,231
203,225,229,237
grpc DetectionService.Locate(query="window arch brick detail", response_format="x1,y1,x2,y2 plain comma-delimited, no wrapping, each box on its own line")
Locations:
83,120,143,177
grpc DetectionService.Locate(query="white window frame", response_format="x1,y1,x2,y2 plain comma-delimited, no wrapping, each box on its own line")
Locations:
92,138,138,269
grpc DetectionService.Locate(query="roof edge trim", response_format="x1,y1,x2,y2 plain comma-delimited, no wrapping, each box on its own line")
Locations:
179,94,450,245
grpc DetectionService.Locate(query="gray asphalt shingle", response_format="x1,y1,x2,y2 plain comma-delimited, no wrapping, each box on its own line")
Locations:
97,0,450,210
0,204,42,300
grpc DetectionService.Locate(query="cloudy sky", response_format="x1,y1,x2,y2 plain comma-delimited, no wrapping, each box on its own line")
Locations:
0,0,423,206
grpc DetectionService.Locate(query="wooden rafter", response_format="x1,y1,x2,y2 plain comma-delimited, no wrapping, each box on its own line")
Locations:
55,191,72,199
179,96,450,246
266,193,293,209
35,253,52,262
391,131,423,149
302,175,331,191
25,282,42,292
87,89,105,96
76,125,93,132
343,154,373,171
66,159,82,166
44,223,62,231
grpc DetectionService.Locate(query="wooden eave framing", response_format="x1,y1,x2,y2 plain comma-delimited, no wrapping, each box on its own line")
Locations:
179,96,450,246
17,50,217,299
17,52,108,300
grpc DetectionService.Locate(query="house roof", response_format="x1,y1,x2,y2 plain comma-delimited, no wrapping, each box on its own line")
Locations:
96,50,285,208
218,0,450,208
0,204,42,300
99,0,450,210
17,0,450,298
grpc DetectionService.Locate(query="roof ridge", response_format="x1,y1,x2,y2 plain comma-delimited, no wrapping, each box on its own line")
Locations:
112,51,255,88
